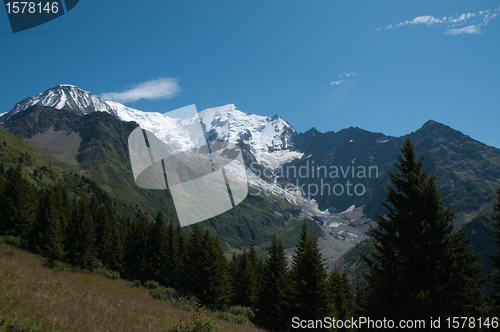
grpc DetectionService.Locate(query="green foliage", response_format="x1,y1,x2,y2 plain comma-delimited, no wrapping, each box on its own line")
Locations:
231,247,259,308
0,236,21,247
215,306,255,325
128,280,142,288
144,280,160,289
149,286,179,301
487,188,500,316
170,310,221,332
185,224,230,309
66,196,97,271
147,210,169,285
327,266,354,329
288,222,331,326
31,184,69,267
256,233,290,331
362,137,483,321
124,215,150,281
0,163,37,246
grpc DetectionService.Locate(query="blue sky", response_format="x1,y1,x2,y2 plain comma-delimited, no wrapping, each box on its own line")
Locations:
1,0,499,148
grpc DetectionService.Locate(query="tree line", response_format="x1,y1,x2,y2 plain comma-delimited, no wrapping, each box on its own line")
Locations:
1,137,500,331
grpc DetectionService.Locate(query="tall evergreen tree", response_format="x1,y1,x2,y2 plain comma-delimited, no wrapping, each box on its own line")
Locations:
147,210,169,284
288,222,330,329
164,219,182,287
67,196,97,271
327,267,354,331
487,188,500,316
185,224,230,309
108,216,125,274
362,137,483,321
232,248,258,308
256,233,290,331
0,163,37,245
124,214,150,281
32,185,68,267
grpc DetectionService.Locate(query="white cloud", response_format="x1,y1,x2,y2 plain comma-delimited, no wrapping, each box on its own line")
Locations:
100,78,181,103
377,8,498,35
330,80,344,86
445,25,482,35
340,72,357,78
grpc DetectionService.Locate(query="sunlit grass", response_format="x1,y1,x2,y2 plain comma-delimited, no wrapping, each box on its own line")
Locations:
0,244,266,332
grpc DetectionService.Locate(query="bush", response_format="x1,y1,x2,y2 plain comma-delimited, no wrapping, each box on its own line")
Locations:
128,280,142,288
215,306,254,325
149,286,178,301
0,236,21,247
144,280,159,289
170,310,221,332
103,270,120,280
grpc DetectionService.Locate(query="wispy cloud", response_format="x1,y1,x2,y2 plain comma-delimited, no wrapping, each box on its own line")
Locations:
330,80,344,86
340,72,357,78
377,7,500,35
324,72,357,89
100,78,181,103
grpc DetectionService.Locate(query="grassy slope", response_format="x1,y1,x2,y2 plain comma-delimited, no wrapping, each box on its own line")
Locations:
0,244,266,332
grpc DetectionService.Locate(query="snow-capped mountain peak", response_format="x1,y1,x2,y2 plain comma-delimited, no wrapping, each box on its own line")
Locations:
7,85,115,119
4,84,303,171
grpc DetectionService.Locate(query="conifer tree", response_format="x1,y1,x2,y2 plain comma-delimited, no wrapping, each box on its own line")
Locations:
164,219,182,287
256,233,290,331
176,225,188,289
487,188,500,316
185,224,230,309
232,248,258,308
147,210,169,284
362,137,483,321
288,222,330,328
108,216,125,274
32,185,67,267
0,163,37,244
67,196,97,271
124,214,150,281
327,267,354,330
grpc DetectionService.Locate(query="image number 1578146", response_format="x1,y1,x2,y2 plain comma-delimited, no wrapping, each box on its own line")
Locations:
5,2,60,14
3,0,80,33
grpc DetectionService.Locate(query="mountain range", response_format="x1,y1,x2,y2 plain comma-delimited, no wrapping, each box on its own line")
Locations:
1,84,499,270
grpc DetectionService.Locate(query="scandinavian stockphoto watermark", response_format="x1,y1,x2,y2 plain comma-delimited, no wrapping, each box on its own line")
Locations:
127,105,248,228
249,160,379,200
128,104,378,226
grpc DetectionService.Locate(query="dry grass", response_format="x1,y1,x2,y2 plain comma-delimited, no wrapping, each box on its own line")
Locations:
0,244,267,332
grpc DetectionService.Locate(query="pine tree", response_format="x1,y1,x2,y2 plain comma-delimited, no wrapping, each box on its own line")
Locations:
487,188,500,316
231,248,258,308
108,215,125,274
256,233,290,331
288,222,330,329
185,224,230,309
362,137,483,321
147,210,169,284
32,185,67,267
327,267,355,330
67,196,97,271
0,163,37,245
124,214,150,281
164,219,182,287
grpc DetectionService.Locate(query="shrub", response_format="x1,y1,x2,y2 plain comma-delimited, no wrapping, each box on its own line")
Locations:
170,310,221,332
215,306,254,325
0,236,21,247
128,280,141,288
144,280,159,289
104,270,120,280
149,286,178,301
